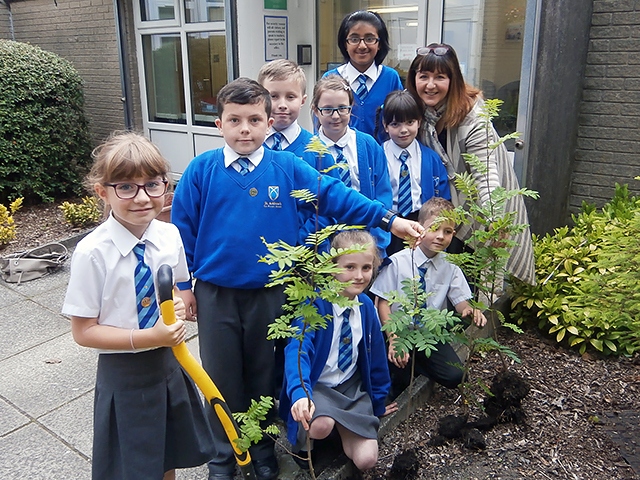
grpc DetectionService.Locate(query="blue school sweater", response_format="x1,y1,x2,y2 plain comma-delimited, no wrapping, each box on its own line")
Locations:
172,148,390,289
286,128,337,177
384,140,452,209
419,142,451,202
324,65,403,142
279,295,391,444
351,130,393,255
272,128,339,247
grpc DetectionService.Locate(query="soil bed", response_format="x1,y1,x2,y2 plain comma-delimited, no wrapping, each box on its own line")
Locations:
1,198,95,255
364,327,640,480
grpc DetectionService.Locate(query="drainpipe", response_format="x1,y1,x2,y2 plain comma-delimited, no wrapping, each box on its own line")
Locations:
113,0,133,130
1,0,15,41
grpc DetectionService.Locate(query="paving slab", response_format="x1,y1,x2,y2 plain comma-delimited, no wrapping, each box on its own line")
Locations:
0,422,91,480
31,284,72,318
603,410,640,475
0,397,29,437
39,391,94,459
0,299,71,361
1,267,71,297
0,332,96,418
0,283,25,309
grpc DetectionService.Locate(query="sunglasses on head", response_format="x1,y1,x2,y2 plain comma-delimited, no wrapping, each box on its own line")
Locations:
416,46,450,56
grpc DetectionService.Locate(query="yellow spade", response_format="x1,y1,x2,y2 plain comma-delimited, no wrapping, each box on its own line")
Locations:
156,264,256,480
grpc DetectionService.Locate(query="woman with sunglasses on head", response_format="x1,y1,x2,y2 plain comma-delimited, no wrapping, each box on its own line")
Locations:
407,43,536,288
324,10,403,143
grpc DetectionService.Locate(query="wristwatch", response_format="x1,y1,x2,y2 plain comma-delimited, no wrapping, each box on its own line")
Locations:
379,210,398,232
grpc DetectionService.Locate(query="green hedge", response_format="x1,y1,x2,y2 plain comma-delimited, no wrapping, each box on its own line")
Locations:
0,40,93,204
511,184,640,356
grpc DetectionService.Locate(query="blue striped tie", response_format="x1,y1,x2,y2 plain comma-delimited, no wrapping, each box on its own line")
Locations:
415,264,428,324
418,262,428,308
397,149,412,216
334,145,351,187
270,132,283,151
236,157,250,176
133,244,158,329
355,74,368,100
338,308,353,372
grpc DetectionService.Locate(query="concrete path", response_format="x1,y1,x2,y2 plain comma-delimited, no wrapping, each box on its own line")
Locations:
0,244,210,479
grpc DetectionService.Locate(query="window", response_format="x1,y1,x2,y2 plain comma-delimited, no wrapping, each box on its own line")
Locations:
138,0,230,128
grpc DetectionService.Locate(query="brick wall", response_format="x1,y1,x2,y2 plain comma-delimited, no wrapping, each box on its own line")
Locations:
571,0,640,212
0,4,10,39
6,0,125,145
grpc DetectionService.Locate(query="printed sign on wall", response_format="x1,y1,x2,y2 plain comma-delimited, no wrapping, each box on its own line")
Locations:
264,16,288,61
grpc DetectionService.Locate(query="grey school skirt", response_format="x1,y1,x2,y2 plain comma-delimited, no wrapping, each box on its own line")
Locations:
92,347,214,480
296,371,379,450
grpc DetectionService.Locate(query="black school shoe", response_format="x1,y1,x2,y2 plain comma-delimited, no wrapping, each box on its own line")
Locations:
291,450,311,470
253,456,279,480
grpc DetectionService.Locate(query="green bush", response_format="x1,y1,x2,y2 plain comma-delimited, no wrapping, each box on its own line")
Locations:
511,184,640,356
59,196,101,228
0,40,93,204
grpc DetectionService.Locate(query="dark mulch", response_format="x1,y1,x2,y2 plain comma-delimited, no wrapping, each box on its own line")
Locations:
364,327,640,480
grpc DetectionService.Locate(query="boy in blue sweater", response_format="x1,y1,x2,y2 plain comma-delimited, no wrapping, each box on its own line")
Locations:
171,77,424,480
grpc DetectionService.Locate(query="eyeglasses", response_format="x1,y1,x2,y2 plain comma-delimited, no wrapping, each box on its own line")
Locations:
416,46,450,56
346,36,380,46
104,180,168,199
317,106,352,117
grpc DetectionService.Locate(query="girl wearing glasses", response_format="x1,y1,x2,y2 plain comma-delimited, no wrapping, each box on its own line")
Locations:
324,10,403,142
312,74,393,257
62,132,214,480
406,43,535,287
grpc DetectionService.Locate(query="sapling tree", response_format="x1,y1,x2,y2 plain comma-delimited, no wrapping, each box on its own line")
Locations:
444,99,538,409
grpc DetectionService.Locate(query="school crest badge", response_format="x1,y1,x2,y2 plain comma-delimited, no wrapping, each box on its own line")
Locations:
268,186,280,201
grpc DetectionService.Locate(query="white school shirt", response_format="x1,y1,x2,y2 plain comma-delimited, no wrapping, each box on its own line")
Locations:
383,138,423,213
266,122,301,150
338,62,381,92
223,144,264,173
370,248,471,312
317,303,363,388
318,127,360,191
62,214,190,354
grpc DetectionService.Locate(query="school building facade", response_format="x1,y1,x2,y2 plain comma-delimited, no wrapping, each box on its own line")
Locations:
0,0,638,235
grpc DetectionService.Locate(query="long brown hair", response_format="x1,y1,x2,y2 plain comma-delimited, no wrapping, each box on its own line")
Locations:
406,43,481,129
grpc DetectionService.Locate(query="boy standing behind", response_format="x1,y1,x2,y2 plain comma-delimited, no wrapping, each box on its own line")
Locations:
258,59,337,246
172,77,424,480
370,197,486,396
258,59,335,173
